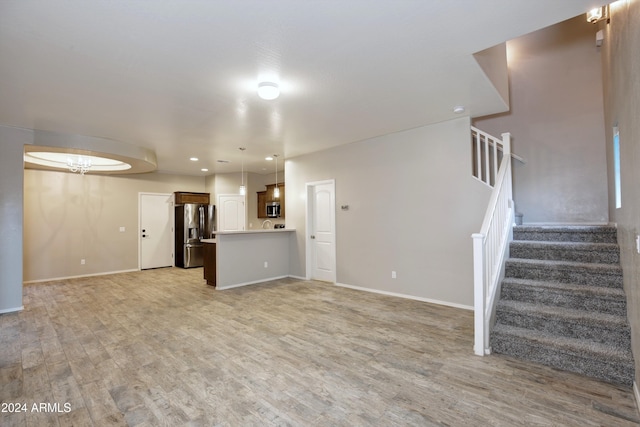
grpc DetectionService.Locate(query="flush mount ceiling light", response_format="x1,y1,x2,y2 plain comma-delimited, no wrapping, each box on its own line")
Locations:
24,151,131,174
258,82,280,100
453,106,466,114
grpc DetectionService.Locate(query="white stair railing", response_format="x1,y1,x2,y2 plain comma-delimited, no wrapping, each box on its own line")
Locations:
471,128,513,356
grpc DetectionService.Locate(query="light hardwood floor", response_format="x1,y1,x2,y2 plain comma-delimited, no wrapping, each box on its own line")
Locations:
1,268,639,426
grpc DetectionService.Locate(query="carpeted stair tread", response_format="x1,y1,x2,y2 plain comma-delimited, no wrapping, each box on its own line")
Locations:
496,299,629,330
492,323,634,363
506,258,622,273
509,240,620,264
505,258,622,287
514,225,617,232
511,240,619,250
491,324,634,386
492,323,634,386
500,278,627,316
513,225,617,243
501,277,626,298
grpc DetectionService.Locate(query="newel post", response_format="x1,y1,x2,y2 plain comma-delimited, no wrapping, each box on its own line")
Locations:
501,132,511,157
501,132,514,203
472,233,486,356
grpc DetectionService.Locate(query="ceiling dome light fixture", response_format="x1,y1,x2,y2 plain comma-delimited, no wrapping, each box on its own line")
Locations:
24,151,131,174
258,82,280,100
453,106,466,114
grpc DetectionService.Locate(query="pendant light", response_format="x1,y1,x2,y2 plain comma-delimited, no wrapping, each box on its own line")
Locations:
239,147,246,196
273,154,280,199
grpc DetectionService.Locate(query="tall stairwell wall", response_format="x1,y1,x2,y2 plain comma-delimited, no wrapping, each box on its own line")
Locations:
285,117,491,308
601,0,640,391
474,15,608,224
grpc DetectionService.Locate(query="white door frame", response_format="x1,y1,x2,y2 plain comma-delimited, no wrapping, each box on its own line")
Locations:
138,192,174,270
305,179,336,282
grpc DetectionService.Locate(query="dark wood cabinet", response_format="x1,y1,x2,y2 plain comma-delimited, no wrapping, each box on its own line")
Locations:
203,242,216,287
257,191,267,218
257,183,285,218
175,192,210,204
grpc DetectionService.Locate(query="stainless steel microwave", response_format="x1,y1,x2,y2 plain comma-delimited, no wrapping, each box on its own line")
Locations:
266,202,281,218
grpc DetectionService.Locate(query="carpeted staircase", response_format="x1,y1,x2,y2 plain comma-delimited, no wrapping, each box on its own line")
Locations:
491,225,635,387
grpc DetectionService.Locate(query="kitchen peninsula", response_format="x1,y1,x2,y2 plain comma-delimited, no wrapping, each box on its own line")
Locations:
202,228,295,290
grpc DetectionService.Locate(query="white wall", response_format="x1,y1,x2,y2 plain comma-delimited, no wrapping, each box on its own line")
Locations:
474,16,608,224
0,126,32,312
285,117,491,307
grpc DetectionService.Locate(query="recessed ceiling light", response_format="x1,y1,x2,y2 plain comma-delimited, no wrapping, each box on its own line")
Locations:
258,82,280,100
265,156,273,161
201,168,209,172
190,157,199,161
453,106,466,114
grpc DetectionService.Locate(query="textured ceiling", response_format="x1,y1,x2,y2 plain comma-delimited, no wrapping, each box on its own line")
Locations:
0,0,598,175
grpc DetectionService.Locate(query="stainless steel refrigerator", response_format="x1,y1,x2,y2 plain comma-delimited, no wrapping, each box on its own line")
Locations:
175,204,215,268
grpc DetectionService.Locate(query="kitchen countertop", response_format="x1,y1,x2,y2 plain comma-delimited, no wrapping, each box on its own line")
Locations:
202,229,294,243
214,228,295,236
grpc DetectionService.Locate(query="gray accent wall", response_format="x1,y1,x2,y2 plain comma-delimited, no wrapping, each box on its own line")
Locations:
23,170,205,282
285,117,491,308
0,126,32,312
474,16,608,224
601,0,640,389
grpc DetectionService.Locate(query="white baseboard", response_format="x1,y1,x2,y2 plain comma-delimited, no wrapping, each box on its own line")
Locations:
335,282,473,311
0,306,24,314
634,381,640,415
287,275,308,281
216,275,290,290
23,269,139,284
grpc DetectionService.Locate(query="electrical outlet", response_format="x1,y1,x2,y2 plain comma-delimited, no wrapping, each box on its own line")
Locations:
80,259,86,265
391,271,397,279
264,261,268,268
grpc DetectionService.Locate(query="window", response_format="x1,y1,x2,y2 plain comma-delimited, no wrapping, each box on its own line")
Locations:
613,127,621,209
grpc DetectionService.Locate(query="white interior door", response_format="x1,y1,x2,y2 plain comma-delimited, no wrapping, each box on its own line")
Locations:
307,180,336,282
218,194,245,231
140,193,173,269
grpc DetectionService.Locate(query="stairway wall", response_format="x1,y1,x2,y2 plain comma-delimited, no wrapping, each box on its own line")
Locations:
601,0,640,390
474,16,608,224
